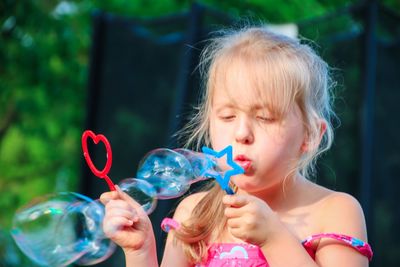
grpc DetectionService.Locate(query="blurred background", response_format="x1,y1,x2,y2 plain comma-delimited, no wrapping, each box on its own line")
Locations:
1,0,399,266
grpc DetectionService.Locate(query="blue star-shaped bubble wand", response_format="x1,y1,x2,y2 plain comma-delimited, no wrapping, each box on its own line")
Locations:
202,145,244,194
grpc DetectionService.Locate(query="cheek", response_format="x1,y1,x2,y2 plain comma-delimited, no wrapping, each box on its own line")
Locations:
209,120,232,150
287,121,306,146
260,127,303,159
277,126,305,157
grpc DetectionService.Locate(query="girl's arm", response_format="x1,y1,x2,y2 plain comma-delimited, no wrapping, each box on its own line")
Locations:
124,244,158,267
311,192,369,267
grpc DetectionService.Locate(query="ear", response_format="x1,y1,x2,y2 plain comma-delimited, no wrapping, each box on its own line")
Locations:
300,119,327,153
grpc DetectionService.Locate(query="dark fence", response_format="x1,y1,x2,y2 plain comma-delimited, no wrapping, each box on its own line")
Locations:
82,2,400,266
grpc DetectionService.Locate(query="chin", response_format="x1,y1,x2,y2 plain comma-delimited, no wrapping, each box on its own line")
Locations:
232,177,259,192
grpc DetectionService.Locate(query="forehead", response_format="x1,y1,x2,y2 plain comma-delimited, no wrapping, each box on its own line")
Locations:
210,55,289,115
212,61,259,107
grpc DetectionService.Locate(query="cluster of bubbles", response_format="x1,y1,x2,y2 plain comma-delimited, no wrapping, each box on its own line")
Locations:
11,148,227,267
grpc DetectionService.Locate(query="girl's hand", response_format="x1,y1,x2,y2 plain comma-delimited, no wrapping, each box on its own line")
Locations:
223,194,279,246
100,186,155,253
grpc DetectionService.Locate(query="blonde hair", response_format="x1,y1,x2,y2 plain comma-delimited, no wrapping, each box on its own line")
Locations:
174,25,336,264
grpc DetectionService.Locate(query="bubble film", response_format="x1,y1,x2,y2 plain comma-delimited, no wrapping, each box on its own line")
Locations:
174,148,218,183
11,192,115,267
119,178,158,214
136,148,193,199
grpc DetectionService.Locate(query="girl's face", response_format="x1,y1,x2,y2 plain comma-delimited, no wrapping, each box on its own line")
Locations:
209,63,306,193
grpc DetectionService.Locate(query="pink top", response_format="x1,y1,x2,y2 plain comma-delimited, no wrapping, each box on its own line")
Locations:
161,218,373,267
196,243,268,267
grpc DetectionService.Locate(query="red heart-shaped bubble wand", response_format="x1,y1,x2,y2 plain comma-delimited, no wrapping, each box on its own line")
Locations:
81,130,116,191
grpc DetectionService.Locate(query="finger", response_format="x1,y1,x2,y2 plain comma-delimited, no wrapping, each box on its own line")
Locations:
224,206,243,218
106,204,139,222
103,216,134,237
226,217,242,229
229,226,248,241
222,194,250,208
105,214,135,227
106,199,139,219
106,199,134,210
100,191,119,205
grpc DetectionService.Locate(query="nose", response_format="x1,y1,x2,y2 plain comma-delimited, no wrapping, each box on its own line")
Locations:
235,116,254,144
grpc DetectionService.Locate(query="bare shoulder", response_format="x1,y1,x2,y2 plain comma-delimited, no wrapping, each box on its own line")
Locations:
172,191,208,222
319,191,368,240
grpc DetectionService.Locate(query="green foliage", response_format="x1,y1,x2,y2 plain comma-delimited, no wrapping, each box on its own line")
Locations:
0,0,88,230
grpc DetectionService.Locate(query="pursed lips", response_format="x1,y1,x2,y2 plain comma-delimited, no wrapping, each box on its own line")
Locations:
234,154,252,172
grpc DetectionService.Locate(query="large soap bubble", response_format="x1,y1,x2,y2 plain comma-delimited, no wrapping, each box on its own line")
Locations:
10,192,115,267
73,199,116,266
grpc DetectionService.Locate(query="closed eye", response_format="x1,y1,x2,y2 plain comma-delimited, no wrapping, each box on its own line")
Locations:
256,116,275,123
220,115,235,121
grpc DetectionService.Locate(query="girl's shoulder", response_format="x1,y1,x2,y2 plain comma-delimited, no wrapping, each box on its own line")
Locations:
304,180,364,216
311,188,368,242
288,181,366,238
319,191,367,229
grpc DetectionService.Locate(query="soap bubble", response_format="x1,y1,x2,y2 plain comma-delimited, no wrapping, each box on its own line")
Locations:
73,199,116,266
137,148,192,199
174,148,218,184
119,178,158,214
11,192,115,267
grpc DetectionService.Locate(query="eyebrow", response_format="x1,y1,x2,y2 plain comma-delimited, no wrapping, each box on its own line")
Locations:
213,103,269,113
250,104,268,112
212,102,236,110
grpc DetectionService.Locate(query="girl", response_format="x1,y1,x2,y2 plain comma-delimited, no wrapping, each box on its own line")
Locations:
100,26,373,267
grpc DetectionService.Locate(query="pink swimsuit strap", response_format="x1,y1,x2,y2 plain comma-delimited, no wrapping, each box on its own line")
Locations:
302,233,373,261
